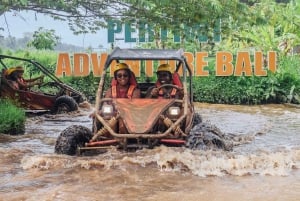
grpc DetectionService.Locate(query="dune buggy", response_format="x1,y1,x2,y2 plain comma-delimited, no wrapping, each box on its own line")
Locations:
0,54,86,113
55,48,202,155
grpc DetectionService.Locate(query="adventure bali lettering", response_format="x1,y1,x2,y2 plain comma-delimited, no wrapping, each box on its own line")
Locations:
55,51,277,77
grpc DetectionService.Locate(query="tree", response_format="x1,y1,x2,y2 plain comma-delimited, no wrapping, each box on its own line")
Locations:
27,27,60,50
0,0,129,34
0,0,243,37
221,0,300,54
1,0,296,52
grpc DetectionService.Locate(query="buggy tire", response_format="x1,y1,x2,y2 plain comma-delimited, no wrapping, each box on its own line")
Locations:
186,122,230,150
192,113,202,128
186,123,206,150
55,125,92,155
52,95,78,113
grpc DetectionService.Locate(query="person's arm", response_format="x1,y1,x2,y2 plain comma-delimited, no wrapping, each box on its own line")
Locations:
175,88,184,99
132,88,141,98
149,87,159,98
104,88,112,98
17,78,42,90
23,75,44,83
145,86,158,98
16,78,28,89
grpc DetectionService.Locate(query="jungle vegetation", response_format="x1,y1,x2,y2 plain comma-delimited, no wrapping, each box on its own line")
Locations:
0,0,299,105
0,99,25,135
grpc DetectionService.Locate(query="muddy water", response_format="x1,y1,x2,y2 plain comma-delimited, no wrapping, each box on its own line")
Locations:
0,103,299,201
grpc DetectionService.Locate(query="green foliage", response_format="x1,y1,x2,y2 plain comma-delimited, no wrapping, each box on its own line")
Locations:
1,1,298,54
219,0,300,55
1,47,299,105
1,0,300,105
27,27,60,50
274,55,300,103
1,49,57,76
61,73,101,101
1,0,122,34
0,99,25,135
0,0,245,38
193,55,300,104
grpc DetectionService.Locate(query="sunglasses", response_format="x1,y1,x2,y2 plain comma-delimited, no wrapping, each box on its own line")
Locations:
116,73,129,78
157,72,169,77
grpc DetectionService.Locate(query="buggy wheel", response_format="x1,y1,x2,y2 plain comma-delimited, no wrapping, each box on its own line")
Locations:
186,123,206,150
192,113,202,128
186,122,231,151
55,125,92,155
52,95,78,113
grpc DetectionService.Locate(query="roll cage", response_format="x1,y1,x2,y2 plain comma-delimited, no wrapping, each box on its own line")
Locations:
96,47,193,102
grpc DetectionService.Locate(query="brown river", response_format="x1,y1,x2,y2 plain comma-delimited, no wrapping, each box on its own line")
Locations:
0,103,299,201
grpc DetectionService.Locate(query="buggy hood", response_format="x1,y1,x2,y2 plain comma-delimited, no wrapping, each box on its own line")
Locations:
114,98,175,133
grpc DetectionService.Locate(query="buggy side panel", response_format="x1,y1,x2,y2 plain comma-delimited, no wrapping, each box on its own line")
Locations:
1,75,56,110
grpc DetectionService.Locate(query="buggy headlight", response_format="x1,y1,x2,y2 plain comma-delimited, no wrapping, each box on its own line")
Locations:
168,106,180,117
102,104,113,115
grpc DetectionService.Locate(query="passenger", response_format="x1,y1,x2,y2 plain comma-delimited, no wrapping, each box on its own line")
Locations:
147,63,183,99
90,63,141,119
6,66,44,90
105,63,140,98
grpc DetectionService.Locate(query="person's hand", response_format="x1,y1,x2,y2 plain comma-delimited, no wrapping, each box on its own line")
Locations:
89,112,95,118
89,110,101,118
151,87,159,97
178,88,184,94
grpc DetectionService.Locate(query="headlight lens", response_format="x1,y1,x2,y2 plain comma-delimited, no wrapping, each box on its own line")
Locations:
102,104,113,116
168,106,180,117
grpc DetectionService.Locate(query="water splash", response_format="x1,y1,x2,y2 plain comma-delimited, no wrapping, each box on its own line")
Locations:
20,146,299,177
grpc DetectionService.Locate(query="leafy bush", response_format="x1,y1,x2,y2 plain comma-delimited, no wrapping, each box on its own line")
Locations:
193,55,300,104
0,99,26,135
61,73,102,102
1,49,299,105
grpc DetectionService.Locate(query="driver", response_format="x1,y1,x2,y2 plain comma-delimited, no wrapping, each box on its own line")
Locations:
6,66,44,90
147,63,183,99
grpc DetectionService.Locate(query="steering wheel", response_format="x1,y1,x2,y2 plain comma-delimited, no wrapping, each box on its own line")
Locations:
155,84,183,98
157,84,182,91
